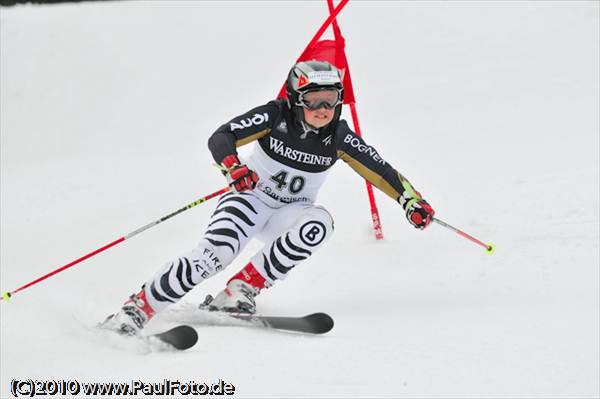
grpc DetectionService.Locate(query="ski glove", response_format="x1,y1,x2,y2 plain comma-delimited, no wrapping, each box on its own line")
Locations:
404,197,435,229
398,180,435,230
221,155,259,193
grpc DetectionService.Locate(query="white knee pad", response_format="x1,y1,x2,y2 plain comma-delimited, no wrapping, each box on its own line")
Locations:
294,205,334,248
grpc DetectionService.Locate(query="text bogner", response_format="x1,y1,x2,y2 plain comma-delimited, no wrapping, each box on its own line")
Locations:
269,137,333,166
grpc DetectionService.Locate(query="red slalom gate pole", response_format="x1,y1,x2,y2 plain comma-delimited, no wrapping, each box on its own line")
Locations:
299,0,350,58
1,186,230,302
325,0,383,240
433,217,496,254
349,102,384,240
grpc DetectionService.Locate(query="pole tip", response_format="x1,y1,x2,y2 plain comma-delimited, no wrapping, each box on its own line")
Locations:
1,292,11,302
486,243,496,255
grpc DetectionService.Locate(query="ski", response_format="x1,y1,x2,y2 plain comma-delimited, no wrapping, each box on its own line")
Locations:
97,323,199,351
233,312,334,334
166,303,334,335
148,325,198,350
204,312,335,334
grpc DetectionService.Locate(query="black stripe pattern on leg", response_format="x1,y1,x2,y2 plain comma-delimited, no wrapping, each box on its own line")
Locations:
276,237,308,262
205,228,240,252
150,280,175,303
285,233,312,256
159,263,184,300
218,196,258,214
261,233,317,280
261,253,277,281
176,258,194,293
211,206,255,226
205,197,259,257
208,217,248,238
184,257,195,288
150,257,201,303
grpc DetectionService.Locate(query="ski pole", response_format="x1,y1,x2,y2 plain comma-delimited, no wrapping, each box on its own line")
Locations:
433,217,496,254
1,186,230,302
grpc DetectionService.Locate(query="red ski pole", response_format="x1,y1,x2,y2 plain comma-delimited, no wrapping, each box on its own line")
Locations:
433,217,496,254
1,186,230,302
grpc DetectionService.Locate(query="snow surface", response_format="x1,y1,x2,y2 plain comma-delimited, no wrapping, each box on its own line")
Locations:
1,1,598,398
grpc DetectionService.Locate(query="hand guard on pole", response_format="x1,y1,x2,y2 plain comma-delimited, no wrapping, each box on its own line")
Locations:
220,155,259,193
398,180,435,230
404,197,435,229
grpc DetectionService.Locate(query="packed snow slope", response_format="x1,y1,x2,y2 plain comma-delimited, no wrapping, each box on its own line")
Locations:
1,1,598,398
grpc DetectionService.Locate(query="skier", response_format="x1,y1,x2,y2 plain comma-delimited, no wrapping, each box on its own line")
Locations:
102,60,435,334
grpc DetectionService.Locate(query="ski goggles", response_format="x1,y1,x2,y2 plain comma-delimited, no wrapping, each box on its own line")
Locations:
297,89,342,111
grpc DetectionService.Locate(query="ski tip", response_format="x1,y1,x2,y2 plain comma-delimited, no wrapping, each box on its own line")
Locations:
155,325,198,350
306,313,334,334
173,325,199,350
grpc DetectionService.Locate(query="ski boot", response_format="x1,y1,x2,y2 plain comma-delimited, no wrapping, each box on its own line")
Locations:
100,288,156,335
202,279,260,314
201,262,267,314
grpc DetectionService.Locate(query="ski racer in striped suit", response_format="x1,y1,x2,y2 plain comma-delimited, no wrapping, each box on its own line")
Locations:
102,61,435,334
